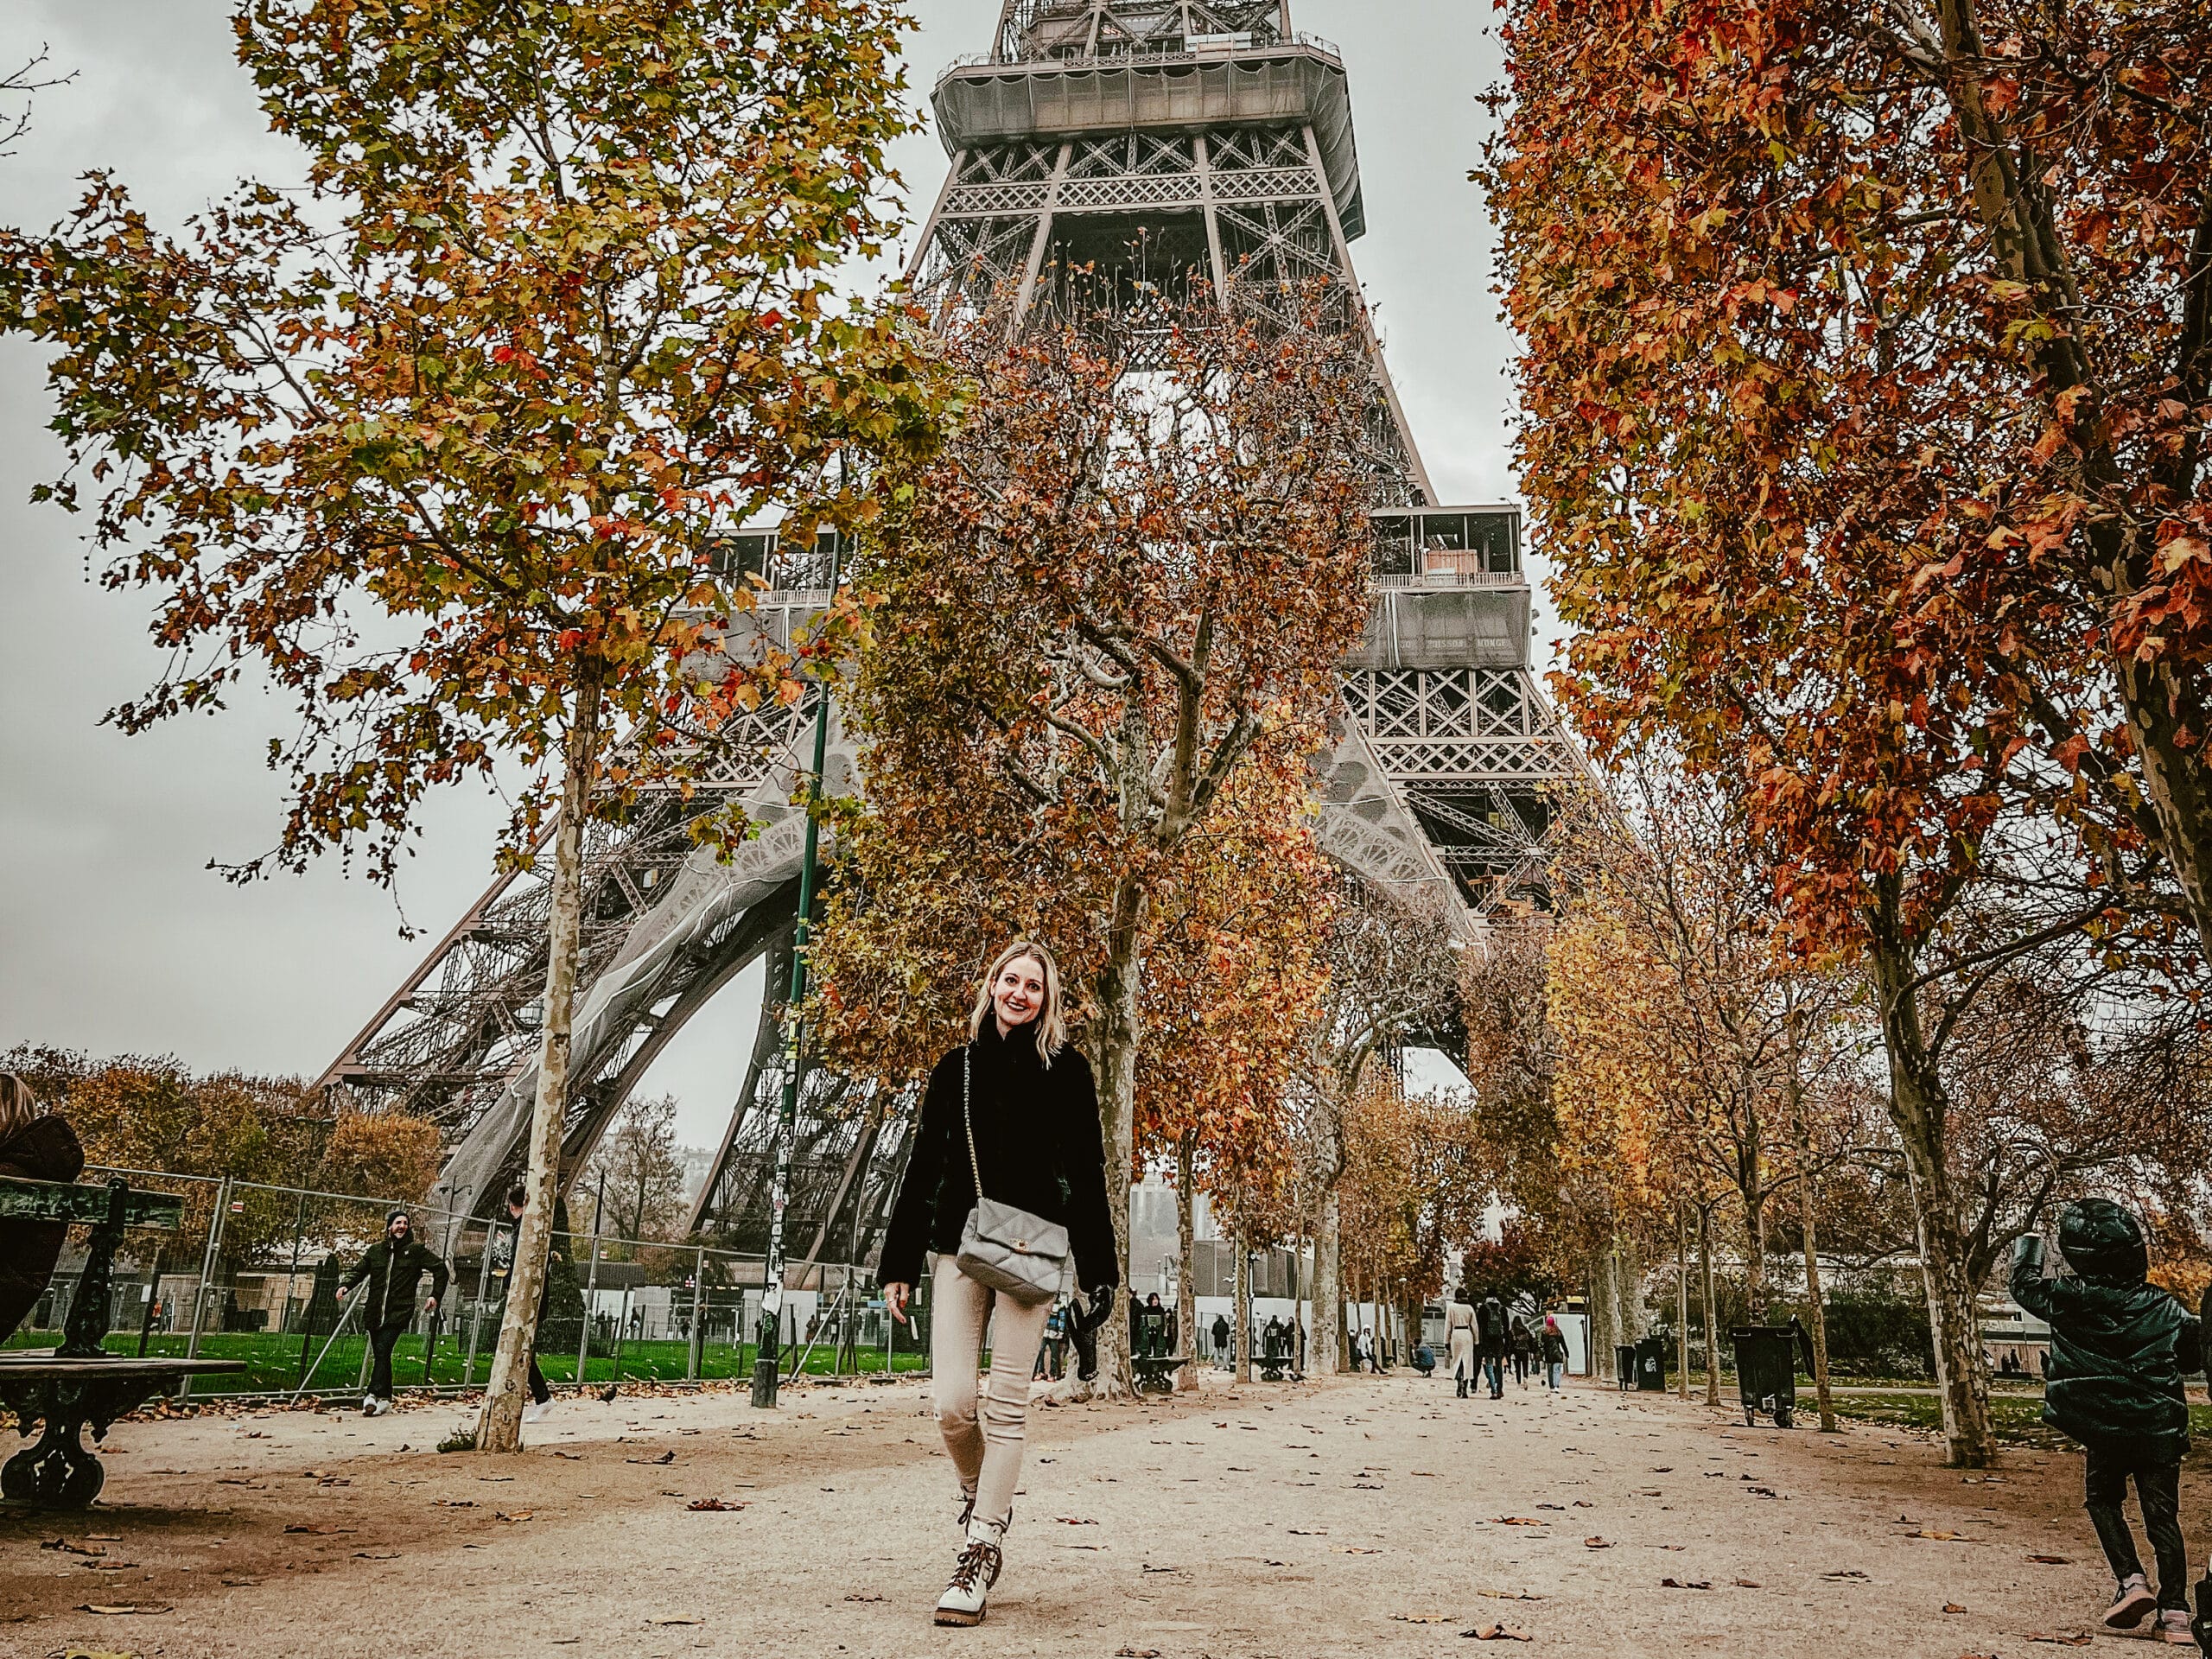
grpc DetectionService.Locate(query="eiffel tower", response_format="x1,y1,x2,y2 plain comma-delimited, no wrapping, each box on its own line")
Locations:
321,3,1583,1256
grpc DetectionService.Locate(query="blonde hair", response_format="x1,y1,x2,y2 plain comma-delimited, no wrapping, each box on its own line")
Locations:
0,1073,39,1139
967,939,1067,1065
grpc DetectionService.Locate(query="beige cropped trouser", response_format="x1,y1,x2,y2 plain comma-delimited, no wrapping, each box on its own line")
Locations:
930,1254,1055,1529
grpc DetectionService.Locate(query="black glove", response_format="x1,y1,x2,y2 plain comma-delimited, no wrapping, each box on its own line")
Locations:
2012,1232,2046,1273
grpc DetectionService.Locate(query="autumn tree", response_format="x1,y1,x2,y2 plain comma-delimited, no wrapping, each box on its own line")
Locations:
1130,762,1333,1390
811,291,1382,1393
1294,875,1466,1376
320,1109,442,1206
5,0,939,1452
582,1093,689,1248
1478,0,2212,949
1481,0,2205,1465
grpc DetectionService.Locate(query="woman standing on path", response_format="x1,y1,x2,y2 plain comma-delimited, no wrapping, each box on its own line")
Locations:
878,940,1120,1629
1445,1288,1478,1399
1541,1314,1569,1391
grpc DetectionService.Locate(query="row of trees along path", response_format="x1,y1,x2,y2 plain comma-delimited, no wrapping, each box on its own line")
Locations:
1481,0,2212,1462
2,3,1471,1411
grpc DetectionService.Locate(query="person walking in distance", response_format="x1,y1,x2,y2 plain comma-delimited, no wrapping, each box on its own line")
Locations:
1510,1317,1536,1389
340,1209,448,1417
1445,1288,1478,1399
2012,1203,2202,1643
1541,1314,1569,1391
1211,1311,1231,1368
878,941,1119,1628
1475,1294,1510,1401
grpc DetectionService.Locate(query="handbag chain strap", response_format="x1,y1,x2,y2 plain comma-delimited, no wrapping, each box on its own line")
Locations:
962,1044,986,1203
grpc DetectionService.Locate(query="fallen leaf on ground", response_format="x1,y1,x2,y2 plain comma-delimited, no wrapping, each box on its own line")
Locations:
80,1605,172,1616
1476,1591,1545,1602
1393,1614,1455,1624
686,1498,746,1511
1055,1516,1098,1525
41,1538,104,1556
353,1551,399,1560
281,1525,355,1535
551,1451,582,1460
1332,1546,1383,1554
2024,1636,2093,1648
1904,1529,1973,1541
1115,1649,1161,1657
221,1577,260,1586
1944,1605,1967,1614
2026,1555,2071,1565
1660,1579,1713,1590
1734,1580,1761,1589
843,1593,884,1603
494,1510,532,1522
1462,1626,1531,1642
1287,1528,1328,1535
650,1617,703,1626
1821,1570,1870,1581
1583,1537,1612,1549
1492,1517,1547,1527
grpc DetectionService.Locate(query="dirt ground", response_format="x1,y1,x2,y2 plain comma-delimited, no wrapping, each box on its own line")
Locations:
3,1369,2201,1656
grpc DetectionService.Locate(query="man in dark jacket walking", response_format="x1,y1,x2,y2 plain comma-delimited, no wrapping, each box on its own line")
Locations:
2012,1200,2201,1642
341,1208,449,1417
1475,1295,1510,1400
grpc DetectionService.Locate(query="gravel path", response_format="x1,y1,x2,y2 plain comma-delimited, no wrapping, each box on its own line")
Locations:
3,1370,2193,1656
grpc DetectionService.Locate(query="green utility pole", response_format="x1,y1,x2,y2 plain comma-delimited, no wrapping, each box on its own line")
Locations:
753,539,839,1408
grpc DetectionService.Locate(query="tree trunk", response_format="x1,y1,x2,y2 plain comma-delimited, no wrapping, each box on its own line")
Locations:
1741,1185,1768,1324
1174,1128,1198,1392
1312,1185,1342,1376
1786,1007,1837,1433
1868,922,1997,1468
1615,1233,1645,1344
1090,876,1149,1400
480,666,602,1454
1232,1231,1252,1383
1699,1205,1720,1406
1675,1205,1689,1401
1589,1249,1615,1382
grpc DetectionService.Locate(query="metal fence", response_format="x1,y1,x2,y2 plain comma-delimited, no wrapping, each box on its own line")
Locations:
6,1166,931,1399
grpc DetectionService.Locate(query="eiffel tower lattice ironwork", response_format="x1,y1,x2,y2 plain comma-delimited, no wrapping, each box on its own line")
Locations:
319,1,1586,1262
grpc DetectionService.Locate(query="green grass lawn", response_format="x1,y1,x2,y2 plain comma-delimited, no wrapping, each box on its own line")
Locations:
1,1326,930,1395
1818,1389,2212,1450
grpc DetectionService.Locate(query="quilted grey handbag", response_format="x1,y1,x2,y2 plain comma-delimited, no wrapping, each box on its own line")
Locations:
953,1046,1070,1306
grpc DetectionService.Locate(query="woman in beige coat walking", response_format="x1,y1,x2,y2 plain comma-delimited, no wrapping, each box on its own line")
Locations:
1445,1287,1478,1399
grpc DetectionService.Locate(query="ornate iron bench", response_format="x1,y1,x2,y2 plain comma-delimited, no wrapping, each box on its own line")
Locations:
0,1174,248,1507
1130,1353,1189,1395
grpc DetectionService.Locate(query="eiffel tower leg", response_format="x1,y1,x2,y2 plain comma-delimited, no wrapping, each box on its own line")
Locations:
685,918,796,1236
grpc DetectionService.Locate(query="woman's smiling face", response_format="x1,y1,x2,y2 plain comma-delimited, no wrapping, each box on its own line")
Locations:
991,955,1047,1032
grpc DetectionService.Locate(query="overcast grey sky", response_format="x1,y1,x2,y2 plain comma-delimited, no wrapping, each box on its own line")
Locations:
0,2,1522,1145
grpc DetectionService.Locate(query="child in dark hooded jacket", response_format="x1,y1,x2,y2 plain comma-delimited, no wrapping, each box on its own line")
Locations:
2012,1199,2202,1643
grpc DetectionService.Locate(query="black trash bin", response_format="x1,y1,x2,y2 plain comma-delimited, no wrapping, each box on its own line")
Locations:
1732,1322,1815,1427
1614,1344,1637,1390
1634,1333,1668,1393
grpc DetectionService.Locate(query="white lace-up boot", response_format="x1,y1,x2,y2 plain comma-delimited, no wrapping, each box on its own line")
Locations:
934,1514,1006,1626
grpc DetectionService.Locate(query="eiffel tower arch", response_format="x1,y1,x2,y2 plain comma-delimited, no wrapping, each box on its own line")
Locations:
321,2,1586,1255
